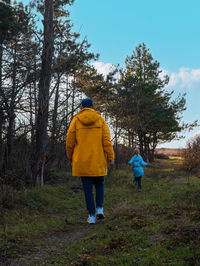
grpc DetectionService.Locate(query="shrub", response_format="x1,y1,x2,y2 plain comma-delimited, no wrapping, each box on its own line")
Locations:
154,153,169,159
182,135,200,179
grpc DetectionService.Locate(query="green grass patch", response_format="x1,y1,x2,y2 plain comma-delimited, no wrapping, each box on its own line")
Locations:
0,158,200,265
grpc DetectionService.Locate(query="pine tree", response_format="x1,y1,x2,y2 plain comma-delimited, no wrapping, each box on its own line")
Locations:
120,43,192,161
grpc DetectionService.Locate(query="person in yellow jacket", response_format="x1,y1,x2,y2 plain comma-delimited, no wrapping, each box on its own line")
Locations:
66,98,115,224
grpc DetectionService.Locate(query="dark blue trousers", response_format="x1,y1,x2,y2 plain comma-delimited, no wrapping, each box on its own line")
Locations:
134,176,142,190
81,176,104,215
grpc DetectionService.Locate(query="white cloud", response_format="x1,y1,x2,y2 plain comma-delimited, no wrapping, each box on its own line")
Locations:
93,63,200,90
164,68,200,89
192,130,200,139
159,68,169,79
92,62,116,77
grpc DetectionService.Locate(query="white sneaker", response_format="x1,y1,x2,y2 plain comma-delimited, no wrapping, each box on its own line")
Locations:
96,207,105,219
87,215,96,224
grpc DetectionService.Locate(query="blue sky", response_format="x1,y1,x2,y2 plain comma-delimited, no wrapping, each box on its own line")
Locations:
69,0,200,148
16,0,200,148
69,0,200,71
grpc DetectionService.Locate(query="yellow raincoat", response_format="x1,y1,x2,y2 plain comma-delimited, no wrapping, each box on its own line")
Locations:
66,108,114,176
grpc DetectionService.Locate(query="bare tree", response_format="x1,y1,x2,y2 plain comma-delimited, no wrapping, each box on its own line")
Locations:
182,135,200,183
31,0,54,186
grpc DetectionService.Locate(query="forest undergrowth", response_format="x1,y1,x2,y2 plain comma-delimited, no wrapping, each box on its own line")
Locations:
0,157,200,265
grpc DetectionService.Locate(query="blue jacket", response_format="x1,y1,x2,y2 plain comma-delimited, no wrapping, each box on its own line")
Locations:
129,155,148,177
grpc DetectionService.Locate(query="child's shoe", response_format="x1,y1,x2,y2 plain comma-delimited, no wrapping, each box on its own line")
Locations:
96,207,105,219
132,181,136,187
87,214,96,224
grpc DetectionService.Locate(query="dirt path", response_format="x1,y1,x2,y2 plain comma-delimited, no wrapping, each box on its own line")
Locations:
1,225,95,266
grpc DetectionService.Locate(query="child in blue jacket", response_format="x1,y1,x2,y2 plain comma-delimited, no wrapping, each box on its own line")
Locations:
129,149,148,192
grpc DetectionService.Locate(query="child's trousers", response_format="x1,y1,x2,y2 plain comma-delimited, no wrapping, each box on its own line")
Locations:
134,176,142,190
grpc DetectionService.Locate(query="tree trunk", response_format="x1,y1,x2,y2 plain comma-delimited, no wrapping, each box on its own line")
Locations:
50,75,60,155
143,135,148,161
114,118,119,169
30,49,38,147
71,74,75,117
31,0,54,186
128,130,131,149
131,132,135,150
5,109,15,168
0,45,4,173
138,131,145,159
65,75,69,132
5,43,17,169
29,84,34,145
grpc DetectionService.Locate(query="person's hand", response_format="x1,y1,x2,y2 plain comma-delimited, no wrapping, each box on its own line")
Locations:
109,160,115,166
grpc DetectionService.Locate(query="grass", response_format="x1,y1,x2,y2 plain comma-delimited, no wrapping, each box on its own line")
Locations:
0,157,200,265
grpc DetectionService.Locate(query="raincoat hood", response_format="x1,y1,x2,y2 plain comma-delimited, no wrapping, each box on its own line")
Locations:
77,108,101,126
